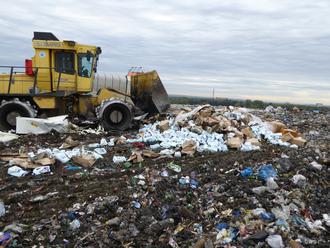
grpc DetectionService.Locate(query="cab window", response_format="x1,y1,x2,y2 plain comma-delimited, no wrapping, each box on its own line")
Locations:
78,53,94,78
55,52,75,74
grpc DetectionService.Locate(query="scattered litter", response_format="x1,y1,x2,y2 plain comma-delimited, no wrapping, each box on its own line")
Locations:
32,166,51,175
142,150,159,158
167,162,181,173
258,164,277,181
8,166,28,177
128,151,144,163
94,147,107,155
310,161,323,171
292,174,307,186
69,219,81,230
240,167,253,177
64,165,82,171
72,154,96,168
0,200,5,217
266,234,284,248
113,156,127,164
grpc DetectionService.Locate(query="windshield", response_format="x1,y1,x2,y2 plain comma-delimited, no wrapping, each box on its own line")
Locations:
78,53,94,78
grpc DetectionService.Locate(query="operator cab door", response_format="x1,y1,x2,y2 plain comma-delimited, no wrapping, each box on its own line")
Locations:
52,50,77,92
76,52,94,92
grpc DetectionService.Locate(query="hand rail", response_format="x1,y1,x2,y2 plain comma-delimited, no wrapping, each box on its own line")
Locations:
0,65,56,69
0,65,76,94
7,67,13,94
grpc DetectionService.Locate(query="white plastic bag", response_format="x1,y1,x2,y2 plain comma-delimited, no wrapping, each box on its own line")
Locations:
33,166,51,175
8,166,28,177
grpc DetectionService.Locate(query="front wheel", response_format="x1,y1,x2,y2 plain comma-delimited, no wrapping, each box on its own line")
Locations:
0,100,37,131
97,100,132,131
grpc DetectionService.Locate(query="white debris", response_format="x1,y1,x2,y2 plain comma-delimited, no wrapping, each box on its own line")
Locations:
94,148,107,155
100,138,108,146
252,186,268,195
0,200,5,217
69,219,81,230
240,142,260,151
305,219,326,232
252,208,266,216
113,156,127,164
323,214,330,227
266,234,284,248
137,180,146,186
88,143,100,148
134,123,228,153
8,166,28,177
108,138,115,146
175,105,210,123
251,124,289,147
265,105,276,112
159,149,175,156
126,106,296,155
32,166,51,175
0,132,19,143
150,143,161,150
310,161,323,171
292,174,307,185
92,151,103,160
64,147,81,159
174,151,182,158
16,115,68,134
266,177,279,190
53,150,71,163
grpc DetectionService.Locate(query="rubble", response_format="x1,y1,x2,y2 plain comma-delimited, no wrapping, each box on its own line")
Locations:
0,104,328,247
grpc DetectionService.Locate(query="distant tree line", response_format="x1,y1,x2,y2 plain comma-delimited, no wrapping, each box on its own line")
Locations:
169,95,329,111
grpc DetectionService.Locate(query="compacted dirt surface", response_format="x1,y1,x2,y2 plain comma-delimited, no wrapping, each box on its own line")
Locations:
0,107,329,247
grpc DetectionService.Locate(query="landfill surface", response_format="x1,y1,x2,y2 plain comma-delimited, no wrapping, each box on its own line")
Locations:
0,105,329,247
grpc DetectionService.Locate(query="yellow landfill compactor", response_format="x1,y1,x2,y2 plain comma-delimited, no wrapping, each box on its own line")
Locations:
0,32,169,131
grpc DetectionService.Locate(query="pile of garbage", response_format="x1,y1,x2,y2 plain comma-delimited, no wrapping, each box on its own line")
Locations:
0,104,328,247
1,105,309,178
128,105,307,155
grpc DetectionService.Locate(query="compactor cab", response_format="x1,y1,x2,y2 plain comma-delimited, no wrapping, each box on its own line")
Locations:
30,32,101,93
0,32,169,131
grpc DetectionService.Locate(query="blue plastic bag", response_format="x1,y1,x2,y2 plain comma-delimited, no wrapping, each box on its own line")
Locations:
240,167,253,177
258,164,277,181
216,222,228,230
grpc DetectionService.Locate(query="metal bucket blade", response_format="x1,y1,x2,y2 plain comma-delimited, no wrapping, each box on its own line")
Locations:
130,70,169,114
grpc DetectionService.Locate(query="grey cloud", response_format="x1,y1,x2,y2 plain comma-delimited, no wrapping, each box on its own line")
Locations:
0,0,329,104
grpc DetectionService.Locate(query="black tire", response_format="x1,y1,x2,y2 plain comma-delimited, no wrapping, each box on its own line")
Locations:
100,102,132,131
0,102,34,131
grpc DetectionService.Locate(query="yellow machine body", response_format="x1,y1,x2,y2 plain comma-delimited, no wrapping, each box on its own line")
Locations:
0,32,169,131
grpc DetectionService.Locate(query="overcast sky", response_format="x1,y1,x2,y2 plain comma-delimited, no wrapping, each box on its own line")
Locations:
0,0,329,105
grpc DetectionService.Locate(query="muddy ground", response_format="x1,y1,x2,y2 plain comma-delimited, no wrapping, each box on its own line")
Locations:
0,108,329,247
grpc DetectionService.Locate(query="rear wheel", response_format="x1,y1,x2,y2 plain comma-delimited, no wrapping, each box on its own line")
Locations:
0,100,36,131
97,100,132,131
